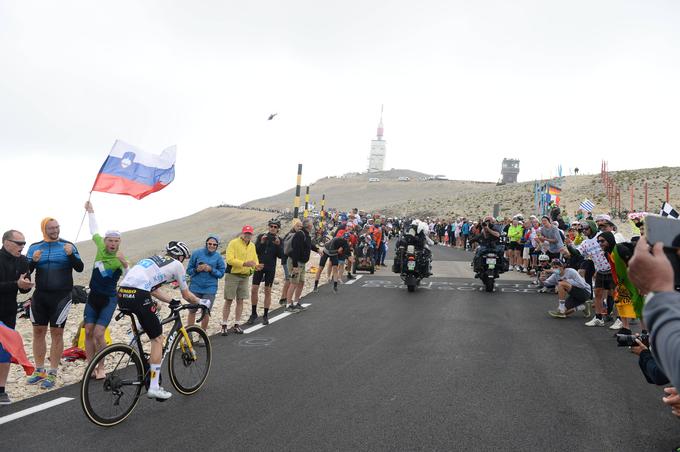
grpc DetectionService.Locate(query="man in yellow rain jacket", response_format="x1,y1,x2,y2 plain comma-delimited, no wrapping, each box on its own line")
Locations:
221,226,262,335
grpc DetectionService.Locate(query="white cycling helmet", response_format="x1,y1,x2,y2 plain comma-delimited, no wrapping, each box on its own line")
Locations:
166,241,191,259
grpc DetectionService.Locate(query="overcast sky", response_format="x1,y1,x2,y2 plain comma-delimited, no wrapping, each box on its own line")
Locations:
2,0,679,244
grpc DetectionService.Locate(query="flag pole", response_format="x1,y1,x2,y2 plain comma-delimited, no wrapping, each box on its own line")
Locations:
76,140,117,242
74,191,93,243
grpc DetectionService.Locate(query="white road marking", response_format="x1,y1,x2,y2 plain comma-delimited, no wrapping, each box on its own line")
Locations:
345,275,363,285
244,303,311,334
0,397,73,426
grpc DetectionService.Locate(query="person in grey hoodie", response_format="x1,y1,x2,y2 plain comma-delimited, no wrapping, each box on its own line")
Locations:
630,236,680,417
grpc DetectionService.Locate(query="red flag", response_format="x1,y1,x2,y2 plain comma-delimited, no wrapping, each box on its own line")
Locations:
0,322,35,375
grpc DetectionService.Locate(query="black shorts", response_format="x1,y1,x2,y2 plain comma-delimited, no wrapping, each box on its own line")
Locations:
30,289,72,328
594,271,614,290
117,287,162,339
508,242,522,251
252,268,276,287
319,253,339,268
565,286,591,309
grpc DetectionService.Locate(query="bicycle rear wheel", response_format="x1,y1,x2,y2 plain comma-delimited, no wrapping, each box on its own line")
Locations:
168,325,211,395
81,344,144,427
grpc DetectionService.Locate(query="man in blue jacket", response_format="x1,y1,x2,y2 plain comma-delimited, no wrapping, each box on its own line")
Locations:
186,235,226,330
26,217,84,389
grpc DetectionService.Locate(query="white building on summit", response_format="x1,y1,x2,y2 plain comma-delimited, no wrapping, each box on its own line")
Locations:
368,106,386,173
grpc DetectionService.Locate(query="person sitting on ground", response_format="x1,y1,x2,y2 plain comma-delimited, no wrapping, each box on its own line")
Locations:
547,259,593,319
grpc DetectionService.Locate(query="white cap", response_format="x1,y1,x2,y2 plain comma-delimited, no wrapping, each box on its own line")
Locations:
105,230,121,238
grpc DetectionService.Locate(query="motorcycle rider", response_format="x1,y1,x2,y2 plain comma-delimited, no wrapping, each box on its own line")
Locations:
393,219,433,277
471,216,504,273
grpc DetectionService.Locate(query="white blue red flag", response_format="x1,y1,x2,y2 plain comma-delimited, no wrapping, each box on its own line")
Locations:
91,140,176,200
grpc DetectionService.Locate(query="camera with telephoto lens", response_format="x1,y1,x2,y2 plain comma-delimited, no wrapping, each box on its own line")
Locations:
616,332,649,347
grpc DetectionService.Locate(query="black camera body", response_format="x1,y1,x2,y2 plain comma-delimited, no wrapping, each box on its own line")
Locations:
616,332,650,347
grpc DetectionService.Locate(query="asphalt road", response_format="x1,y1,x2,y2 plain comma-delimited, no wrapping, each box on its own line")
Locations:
2,245,679,451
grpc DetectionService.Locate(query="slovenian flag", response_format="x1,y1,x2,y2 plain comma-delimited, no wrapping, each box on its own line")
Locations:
91,140,176,200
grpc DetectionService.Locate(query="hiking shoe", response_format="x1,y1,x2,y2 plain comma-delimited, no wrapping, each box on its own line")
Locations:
278,299,287,306
285,304,297,312
608,318,623,330
220,323,229,336
27,370,47,385
147,386,172,400
294,303,306,311
262,315,269,326
0,392,11,405
548,310,566,319
346,274,355,280
230,324,244,334
333,285,338,293
585,316,605,327
313,286,319,293
41,372,57,390
246,314,258,326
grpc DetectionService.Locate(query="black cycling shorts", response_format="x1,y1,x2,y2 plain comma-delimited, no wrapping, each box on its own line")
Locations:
117,287,162,340
252,268,276,287
30,289,72,328
319,253,340,268
594,271,614,290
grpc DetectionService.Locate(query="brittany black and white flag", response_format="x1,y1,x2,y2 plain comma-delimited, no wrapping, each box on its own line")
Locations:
660,202,680,219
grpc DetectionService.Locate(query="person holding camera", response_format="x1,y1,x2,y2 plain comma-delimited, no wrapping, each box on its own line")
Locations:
471,216,502,272
248,220,284,326
629,236,680,416
186,235,226,330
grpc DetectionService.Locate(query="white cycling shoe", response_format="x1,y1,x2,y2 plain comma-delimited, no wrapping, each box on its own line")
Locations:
147,386,172,400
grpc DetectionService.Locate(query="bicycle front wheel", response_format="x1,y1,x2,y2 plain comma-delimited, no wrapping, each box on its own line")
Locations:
168,325,211,395
81,343,144,427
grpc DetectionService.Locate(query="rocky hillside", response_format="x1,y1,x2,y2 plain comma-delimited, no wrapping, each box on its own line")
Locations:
245,167,680,219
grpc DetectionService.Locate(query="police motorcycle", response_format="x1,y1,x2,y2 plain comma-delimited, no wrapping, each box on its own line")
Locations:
392,220,433,292
472,225,509,292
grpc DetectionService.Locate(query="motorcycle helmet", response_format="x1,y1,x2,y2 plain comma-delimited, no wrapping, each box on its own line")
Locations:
538,254,550,262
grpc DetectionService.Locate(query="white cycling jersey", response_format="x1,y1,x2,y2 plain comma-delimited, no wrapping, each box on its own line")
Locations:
120,255,188,292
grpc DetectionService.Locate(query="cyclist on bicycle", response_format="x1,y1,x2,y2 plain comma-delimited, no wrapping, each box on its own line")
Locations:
117,241,208,400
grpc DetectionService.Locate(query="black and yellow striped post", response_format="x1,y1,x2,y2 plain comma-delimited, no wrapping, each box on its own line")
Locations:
303,186,310,218
320,194,326,229
293,164,302,218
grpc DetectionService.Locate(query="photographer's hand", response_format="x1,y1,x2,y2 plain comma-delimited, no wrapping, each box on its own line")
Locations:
662,387,680,417
628,236,675,293
630,338,648,356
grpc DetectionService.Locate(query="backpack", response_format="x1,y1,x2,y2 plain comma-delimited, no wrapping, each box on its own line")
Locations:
283,232,295,257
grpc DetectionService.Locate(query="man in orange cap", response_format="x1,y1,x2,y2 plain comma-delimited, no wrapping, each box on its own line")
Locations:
26,217,84,389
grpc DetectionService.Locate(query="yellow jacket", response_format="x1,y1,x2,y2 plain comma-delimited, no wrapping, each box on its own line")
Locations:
226,237,259,276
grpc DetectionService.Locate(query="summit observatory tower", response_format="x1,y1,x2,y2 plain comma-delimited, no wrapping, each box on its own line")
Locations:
368,106,386,173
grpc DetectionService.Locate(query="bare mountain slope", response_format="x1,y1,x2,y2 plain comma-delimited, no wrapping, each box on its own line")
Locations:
246,167,680,218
